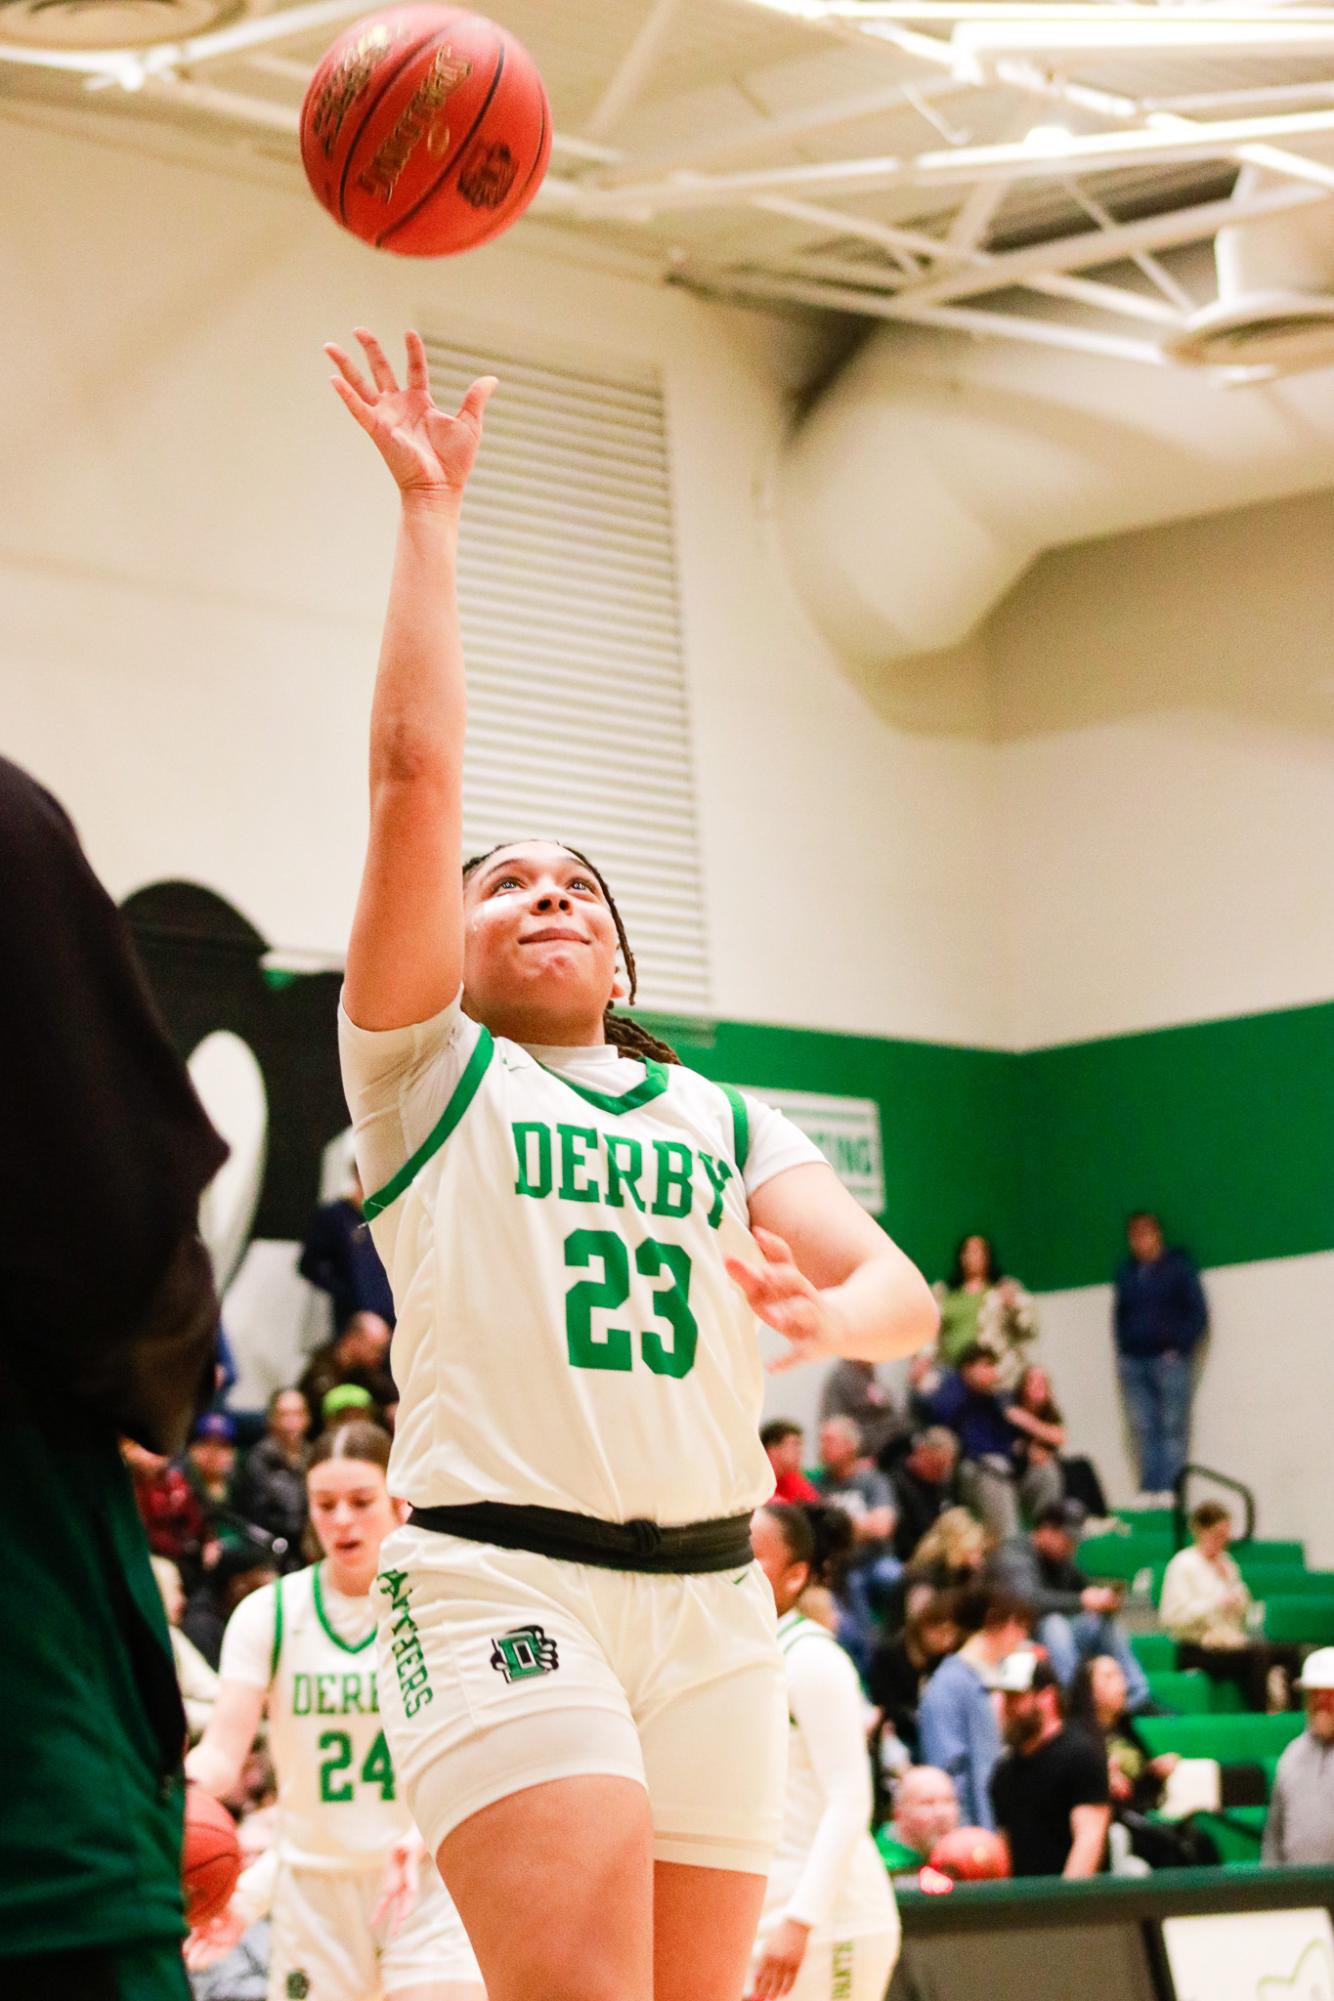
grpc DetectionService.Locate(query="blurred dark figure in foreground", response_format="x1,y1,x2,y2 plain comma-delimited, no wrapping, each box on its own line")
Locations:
0,756,226,2001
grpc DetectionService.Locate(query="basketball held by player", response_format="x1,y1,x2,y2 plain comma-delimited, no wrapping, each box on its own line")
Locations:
325,324,939,2001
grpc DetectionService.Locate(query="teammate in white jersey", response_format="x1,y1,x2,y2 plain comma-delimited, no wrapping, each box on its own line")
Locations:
748,1505,900,2001
323,324,939,2001
184,1423,483,2001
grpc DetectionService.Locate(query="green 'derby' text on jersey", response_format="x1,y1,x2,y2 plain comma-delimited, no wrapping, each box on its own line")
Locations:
243,1565,409,1869
345,1001,819,1525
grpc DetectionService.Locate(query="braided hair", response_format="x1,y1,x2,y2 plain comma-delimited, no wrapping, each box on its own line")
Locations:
462,842,680,1065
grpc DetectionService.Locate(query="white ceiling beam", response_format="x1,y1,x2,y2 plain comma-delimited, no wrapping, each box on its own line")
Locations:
583,0,682,141
840,2,1334,22
871,182,1333,307
682,262,1167,363
0,0,371,82
593,76,963,183
576,107,1334,215
1060,179,1196,314
953,17,1334,53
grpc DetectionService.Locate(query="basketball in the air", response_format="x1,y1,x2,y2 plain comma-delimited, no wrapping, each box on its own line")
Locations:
182,1783,242,1927
300,5,551,256
927,1825,1011,1882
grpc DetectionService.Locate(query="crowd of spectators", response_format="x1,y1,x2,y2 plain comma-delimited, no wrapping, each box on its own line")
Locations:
147,1196,1331,1927
759,1209,1334,1885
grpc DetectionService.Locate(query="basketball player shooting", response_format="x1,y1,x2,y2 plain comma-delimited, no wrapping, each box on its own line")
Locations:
325,326,939,2001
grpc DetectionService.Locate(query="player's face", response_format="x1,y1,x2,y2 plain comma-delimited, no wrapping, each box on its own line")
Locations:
463,843,620,1035
750,1508,809,1615
307,1457,398,1578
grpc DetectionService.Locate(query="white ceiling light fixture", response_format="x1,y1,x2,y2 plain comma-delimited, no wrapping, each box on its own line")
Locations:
1162,164,1334,373
1022,122,1075,151
0,0,264,52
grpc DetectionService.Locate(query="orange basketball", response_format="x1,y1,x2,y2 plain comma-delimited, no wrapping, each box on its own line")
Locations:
182,1783,241,1928
300,5,551,257
927,1825,1011,1882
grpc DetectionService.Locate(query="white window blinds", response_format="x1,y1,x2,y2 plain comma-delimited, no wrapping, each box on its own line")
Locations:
424,337,710,1016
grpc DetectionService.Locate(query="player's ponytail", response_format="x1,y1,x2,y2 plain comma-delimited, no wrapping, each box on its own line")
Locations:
463,842,681,1063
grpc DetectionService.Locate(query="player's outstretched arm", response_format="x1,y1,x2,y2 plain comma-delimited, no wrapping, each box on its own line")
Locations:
185,1679,266,1798
726,1162,938,1370
328,327,497,1031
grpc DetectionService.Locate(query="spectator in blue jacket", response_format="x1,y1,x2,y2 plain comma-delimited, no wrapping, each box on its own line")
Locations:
297,1167,394,1339
1113,1212,1208,1504
917,1588,1033,1830
911,1346,1062,1541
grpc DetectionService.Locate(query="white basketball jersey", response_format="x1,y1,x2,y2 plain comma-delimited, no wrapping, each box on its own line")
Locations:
263,1565,411,1869
767,1610,900,1942
364,1026,777,1524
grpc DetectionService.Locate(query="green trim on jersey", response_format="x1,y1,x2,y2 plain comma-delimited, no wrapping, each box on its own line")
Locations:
269,1575,284,1682
777,1609,835,1656
364,1026,494,1219
311,1564,375,1655
536,1056,671,1116
721,1084,750,1175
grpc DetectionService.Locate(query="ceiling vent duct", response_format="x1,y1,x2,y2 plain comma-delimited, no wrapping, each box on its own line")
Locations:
0,0,266,50
1163,166,1334,374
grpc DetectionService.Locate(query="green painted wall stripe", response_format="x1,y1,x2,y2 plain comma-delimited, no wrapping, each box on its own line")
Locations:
1014,1000,1334,1293
641,999,1334,1296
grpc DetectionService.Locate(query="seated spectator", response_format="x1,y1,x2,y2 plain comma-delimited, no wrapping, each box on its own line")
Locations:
1012,1364,1110,1522
1264,1649,1334,1866
912,1346,1062,1542
869,1591,964,1762
986,1501,1150,1711
934,1233,1037,1384
917,1587,1033,1829
1066,1657,1221,1871
819,1358,905,1468
298,1310,395,1431
890,1428,959,1562
230,1388,312,1568
185,1412,239,1528
298,1165,394,1338
878,1767,961,1876
151,1554,218,1742
991,1652,1110,1877
762,1418,820,1504
813,1416,900,1671
1161,1501,1301,1712
122,1435,210,1591
886,1506,989,1637
182,1538,279,1672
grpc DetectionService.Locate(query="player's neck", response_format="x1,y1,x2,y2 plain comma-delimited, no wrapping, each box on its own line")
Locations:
463,993,607,1049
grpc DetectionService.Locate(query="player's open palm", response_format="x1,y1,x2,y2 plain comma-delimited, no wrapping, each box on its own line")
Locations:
326,327,496,498
726,1226,842,1371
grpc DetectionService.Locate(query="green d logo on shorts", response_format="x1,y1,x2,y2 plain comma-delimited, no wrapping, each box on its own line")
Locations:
489,1624,559,1683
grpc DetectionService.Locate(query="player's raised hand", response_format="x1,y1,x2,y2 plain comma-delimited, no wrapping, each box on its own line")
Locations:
725,1227,846,1372
325,328,496,500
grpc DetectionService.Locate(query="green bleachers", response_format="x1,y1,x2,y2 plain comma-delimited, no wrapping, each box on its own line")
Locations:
1131,1633,1177,1673
1191,1807,1267,1865
1135,1712,1302,1763
1145,1670,1212,1714
1263,1596,1334,1644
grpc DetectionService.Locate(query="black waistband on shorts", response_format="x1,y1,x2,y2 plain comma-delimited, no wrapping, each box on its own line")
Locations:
407,1500,755,1575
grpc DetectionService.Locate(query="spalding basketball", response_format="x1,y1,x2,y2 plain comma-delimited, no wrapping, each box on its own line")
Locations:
300,5,551,256
182,1784,242,1927
927,1825,1011,1882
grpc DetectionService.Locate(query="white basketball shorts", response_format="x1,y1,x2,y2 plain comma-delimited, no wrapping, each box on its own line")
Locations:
267,1853,482,2001
374,1522,787,1874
